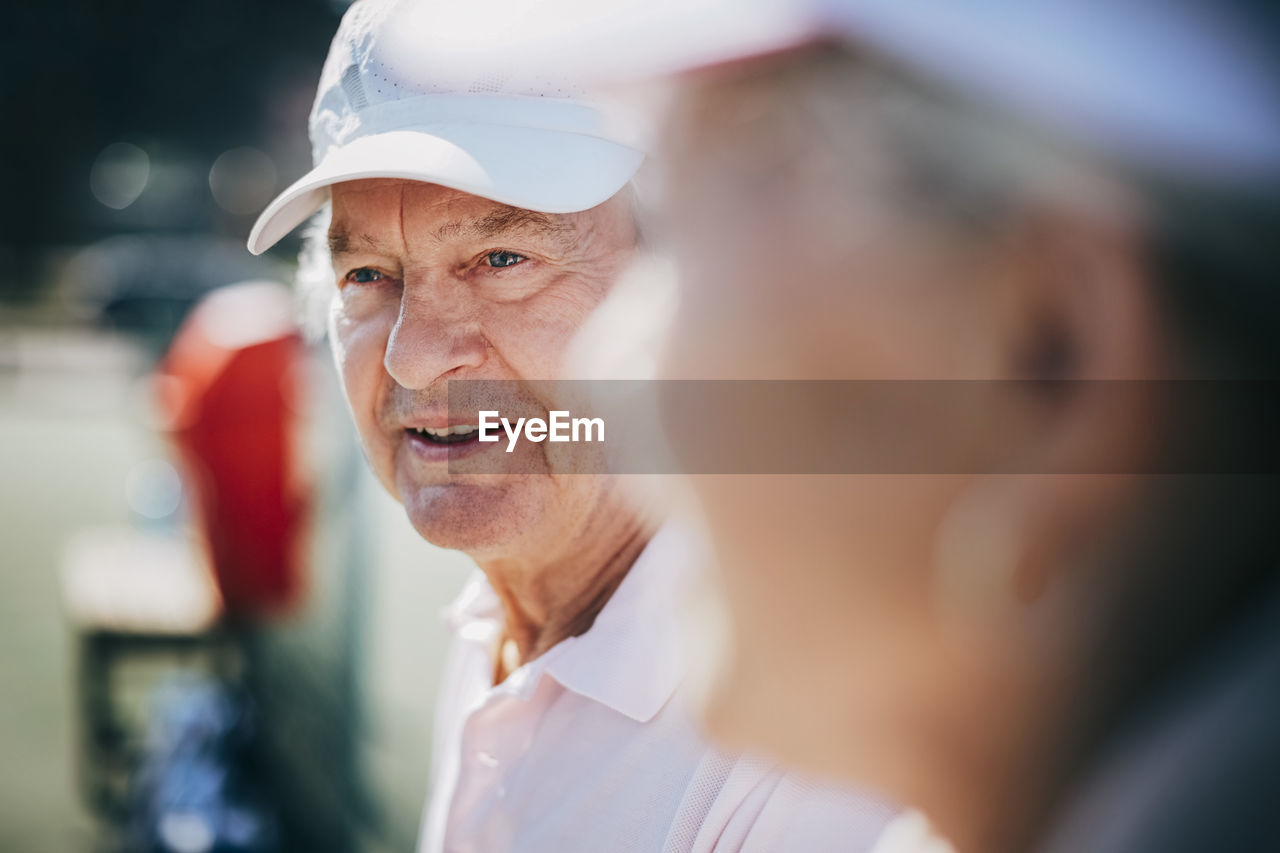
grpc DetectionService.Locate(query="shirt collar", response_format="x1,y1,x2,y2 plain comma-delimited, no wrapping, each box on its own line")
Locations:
441,523,701,723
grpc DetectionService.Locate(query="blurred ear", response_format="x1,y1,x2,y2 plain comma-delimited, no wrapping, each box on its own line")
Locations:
997,207,1158,383
938,206,1167,636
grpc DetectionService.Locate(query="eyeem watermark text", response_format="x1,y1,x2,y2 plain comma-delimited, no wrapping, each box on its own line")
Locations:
478,410,605,452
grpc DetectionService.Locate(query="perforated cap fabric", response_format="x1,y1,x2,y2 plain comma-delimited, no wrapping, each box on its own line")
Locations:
247,0,646,255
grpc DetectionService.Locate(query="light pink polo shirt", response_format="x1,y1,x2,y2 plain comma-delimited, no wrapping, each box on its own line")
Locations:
419,525,897,852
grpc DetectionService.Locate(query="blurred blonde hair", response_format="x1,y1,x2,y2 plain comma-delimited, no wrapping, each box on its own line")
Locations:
293,205,335,343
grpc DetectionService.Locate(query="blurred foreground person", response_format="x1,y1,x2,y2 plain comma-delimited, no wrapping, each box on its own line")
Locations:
609,2,1280,853
247,0,893,850
465,0,1280,851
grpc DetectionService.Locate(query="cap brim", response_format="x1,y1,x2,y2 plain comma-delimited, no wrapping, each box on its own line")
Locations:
248,124,644,255
424,0,1280,187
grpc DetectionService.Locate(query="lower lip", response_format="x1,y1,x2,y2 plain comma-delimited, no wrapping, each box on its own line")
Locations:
403,430,497,464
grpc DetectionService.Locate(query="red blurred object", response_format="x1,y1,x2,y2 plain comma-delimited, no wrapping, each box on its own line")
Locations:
157,281,309,618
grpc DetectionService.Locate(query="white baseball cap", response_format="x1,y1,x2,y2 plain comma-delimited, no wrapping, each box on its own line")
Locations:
247,0,647,255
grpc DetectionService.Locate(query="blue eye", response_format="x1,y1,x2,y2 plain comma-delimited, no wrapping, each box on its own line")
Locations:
486,250,525,268
346,267,385,284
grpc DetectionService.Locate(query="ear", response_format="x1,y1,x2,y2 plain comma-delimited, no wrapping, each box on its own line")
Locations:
938,206,1168,632
996,207,1160,383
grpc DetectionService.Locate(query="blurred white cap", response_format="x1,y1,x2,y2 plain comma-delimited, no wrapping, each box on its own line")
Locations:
247,0,647,255
411,0,1280,188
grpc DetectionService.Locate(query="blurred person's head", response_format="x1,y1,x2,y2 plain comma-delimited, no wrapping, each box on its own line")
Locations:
249,0,651,659
646,22,1280,853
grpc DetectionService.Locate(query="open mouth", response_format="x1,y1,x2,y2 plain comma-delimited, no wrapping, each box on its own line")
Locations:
406,425,481,445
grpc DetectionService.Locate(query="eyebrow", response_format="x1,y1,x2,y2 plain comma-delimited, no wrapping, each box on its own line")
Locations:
327,228,384,257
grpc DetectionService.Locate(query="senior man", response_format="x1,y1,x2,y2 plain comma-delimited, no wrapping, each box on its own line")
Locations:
247,1,893,851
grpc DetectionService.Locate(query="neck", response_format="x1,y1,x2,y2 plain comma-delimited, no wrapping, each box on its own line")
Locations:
912,662,1090,853
476,499,655,676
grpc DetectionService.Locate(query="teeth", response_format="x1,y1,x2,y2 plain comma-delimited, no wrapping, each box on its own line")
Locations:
414,424,479,437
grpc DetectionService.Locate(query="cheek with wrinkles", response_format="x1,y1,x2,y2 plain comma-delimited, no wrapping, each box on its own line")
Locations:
486,272,617,377
330,299,394,436
546,266,620,323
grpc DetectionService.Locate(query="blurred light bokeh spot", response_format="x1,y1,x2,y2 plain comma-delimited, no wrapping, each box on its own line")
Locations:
197,279,297,351
90,142,151,210
125,458,184,521
208,147,278,216
157,811,215,853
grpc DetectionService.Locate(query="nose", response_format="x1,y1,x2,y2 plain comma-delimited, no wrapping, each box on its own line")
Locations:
383,283,488,390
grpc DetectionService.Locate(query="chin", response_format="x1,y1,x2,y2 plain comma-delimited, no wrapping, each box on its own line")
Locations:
398,478,541,557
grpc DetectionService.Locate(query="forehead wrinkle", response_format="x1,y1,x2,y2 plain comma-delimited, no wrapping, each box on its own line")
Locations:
431,204,575,249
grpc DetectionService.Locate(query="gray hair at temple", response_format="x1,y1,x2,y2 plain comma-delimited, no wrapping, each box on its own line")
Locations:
681,44,1280,377
294,207,334,342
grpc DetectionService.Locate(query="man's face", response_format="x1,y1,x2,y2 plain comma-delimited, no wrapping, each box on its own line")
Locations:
327,179,637,556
